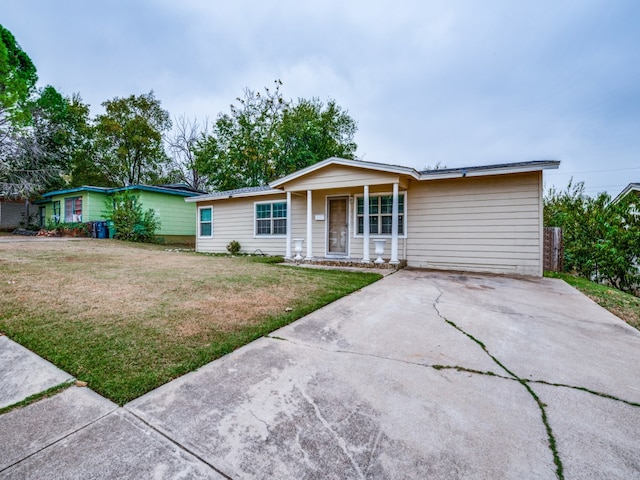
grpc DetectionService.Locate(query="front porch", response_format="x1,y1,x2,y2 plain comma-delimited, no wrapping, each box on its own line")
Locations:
280,183,408,266
284,256,407,270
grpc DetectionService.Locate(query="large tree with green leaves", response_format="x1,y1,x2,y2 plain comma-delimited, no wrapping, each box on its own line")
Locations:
274,97,357,178
1,25,79,200
94,91,172,186
195,81,358,191
0,24,37,123
29,87,93,190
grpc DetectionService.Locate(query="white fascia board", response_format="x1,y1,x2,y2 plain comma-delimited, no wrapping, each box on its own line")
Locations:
185,189,284,203
270,157,420,188
612,183,640,204
418,161,560,181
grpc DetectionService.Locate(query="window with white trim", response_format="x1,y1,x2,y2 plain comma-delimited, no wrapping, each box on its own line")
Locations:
52,201,61,224
198,207,213,237
64,196,82,222
356,193,405,236
255,201,287,236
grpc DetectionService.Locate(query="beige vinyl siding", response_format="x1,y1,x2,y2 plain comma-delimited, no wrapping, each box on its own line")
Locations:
281,165,404,191
196,194,296,255
194,186,409,261
407,172,542,276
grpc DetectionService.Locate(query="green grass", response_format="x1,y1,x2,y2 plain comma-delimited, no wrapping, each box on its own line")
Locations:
0,241,381,405
0,381,74,416
545,271,640,330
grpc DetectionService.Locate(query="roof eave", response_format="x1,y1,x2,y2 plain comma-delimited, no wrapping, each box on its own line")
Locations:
186,189,284,202
113,185,200,197
612,183,640,204
418,161,560,180
41,186,110,198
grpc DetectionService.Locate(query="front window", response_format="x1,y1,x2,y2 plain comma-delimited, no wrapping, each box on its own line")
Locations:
52,201,61,224
255,201,287,236
199,207,213,237
64,197,82,222
356,193,405,236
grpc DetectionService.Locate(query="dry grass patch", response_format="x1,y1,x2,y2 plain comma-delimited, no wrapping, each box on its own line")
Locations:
0,240,381,404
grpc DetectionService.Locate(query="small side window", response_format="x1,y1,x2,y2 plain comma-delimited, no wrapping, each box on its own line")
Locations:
199,207,213,237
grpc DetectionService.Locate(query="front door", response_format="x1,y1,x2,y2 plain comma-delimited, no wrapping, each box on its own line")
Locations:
327,196,349,255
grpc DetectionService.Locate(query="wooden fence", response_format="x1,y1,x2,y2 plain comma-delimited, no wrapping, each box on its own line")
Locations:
543,227,564,272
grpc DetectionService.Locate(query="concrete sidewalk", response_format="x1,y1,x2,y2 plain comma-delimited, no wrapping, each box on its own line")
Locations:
1,270,639,479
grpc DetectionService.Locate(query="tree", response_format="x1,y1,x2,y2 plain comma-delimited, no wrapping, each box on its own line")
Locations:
165,116,209,191
196,81,287,191
0,27,89,202
195,80,358,191
0,24,39,198
0,24,37,124
94,92,172,186
29,87,93,190
544,181,640,292
274,97,357,177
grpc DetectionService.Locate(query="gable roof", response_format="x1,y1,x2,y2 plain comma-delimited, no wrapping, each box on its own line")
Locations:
270,157,421,188
612,183,640,204
187,158,561,203
270,157,560,187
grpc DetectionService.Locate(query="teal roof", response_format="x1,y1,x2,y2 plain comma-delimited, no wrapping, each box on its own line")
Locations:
41,186,110,197
41,184,202,199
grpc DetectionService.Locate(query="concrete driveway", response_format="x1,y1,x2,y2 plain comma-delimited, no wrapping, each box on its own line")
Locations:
1,269,639,479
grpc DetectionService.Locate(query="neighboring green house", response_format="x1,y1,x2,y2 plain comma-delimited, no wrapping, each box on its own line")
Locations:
36,184,202,244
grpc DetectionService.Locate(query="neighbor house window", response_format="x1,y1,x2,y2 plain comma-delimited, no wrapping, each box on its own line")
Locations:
199,207,213,237
356,193,405,236
52,201,61,224
255,201,287,236
64,197,82,222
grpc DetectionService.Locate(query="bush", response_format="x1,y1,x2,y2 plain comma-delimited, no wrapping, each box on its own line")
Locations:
226,240,241,255
104,191,159,243
545,181,640,293
46,221,91,237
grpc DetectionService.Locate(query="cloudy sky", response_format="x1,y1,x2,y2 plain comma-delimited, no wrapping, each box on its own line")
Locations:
3,0,639,196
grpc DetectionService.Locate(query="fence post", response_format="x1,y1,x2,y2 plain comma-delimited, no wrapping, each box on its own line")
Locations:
543,227,563,272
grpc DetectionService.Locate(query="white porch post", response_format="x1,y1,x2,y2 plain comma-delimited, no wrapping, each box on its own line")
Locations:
285,190,292,260
362,185,370,262
390,182,399,264
306,190,313,260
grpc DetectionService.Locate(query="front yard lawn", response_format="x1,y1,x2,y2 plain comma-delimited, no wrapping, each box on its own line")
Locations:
0,240,381,405
545,271,640,330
